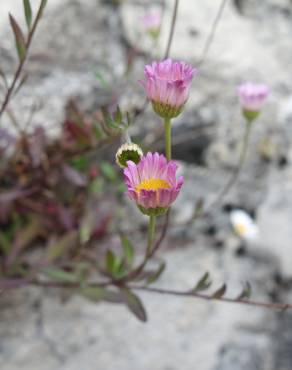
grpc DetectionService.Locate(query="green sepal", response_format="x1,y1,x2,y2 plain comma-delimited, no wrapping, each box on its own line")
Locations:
138,205,168,216
152,101,184,119
243,109,260,123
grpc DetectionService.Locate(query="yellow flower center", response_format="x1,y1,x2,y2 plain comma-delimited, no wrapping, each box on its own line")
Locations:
234,223,247,236
136,178,170,192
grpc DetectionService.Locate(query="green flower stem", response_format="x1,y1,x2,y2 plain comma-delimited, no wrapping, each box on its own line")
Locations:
146,215,156,256
205,119,252,212
238,119,252,170
164,118,172,161
124,130,132,144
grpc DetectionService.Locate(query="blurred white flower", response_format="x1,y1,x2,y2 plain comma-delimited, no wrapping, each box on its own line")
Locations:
230,209,259,241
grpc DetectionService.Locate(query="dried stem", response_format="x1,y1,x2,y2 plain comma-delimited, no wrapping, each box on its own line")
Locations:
203,120,252,214
1,277,291,313
197,0,228,66
129,285,291,312
164,0,180,59
0,0,47,120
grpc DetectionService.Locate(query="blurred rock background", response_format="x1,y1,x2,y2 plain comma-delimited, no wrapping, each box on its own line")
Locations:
1,0,292,369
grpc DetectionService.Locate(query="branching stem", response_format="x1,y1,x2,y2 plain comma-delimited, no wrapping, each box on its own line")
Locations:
0,0,47,121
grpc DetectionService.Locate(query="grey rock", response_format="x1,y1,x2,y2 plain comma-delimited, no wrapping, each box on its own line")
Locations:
1,0,292,369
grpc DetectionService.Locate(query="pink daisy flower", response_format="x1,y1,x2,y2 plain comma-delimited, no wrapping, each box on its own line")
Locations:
237,82,269,121
124,152,184,216
140,59,197,119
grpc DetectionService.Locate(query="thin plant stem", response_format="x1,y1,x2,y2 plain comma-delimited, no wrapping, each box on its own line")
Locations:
164,117,172,160
121,214,157,283
2,278,292,312
164,0,180,59
129,285,292,312
124,130,132,144
146,215,156,256
0,0,47,121
132,0,180,121
203,119,252,214
197,0,228,66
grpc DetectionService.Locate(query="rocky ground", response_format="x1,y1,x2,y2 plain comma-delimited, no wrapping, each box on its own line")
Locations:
1,0,292,369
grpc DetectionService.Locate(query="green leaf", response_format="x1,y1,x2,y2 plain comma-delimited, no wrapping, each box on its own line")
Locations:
101,107,120,130
80,286,124,303
212,284,227,299
73,262,91,284
100,161,117,182
146,261,166,285
106,250,122,277
9,14,26,61
113,106,123,124
95,71,108,89
121,288,147,322
236,282,252,300
23,0,32,29
40,0,48,13
192,272,212,292
46,231,77,262
121,236,134,266
92,122,103,140
0,232,10,254
70,155,88,171
41,267,79,283
6,217,42,266
89,178,104,195
106,250,115,274
193,198,204,218
79,210,97,244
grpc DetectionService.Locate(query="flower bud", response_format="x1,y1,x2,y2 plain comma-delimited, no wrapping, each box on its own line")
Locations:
116,143,143,168
140,59,197,119
237,83,269,123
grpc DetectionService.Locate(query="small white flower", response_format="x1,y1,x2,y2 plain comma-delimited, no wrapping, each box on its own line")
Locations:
230,209,259,241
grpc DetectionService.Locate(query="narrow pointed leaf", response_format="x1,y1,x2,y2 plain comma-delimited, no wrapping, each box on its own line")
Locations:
6,217,42,266
13,73,29,97
192,272,212,292
46,231,77,262
9,14,26,61
105,250,123,277
100,162,117,182
0,66,8,89
95,72,107,88
0,232,10,254
146,261,166,285
23,0,32,29
114,106,123,124
41,267,79,283
212,284,227,299
40,0,48,13
236,282,252,300
80,287,124,303
193,198,204,218
121,288,147,322
121,235,134,266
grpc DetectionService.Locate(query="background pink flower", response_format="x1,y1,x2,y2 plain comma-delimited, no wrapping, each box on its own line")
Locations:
124,152,184,215
237,82,269,112
140,10,162,32
140,59,197,118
